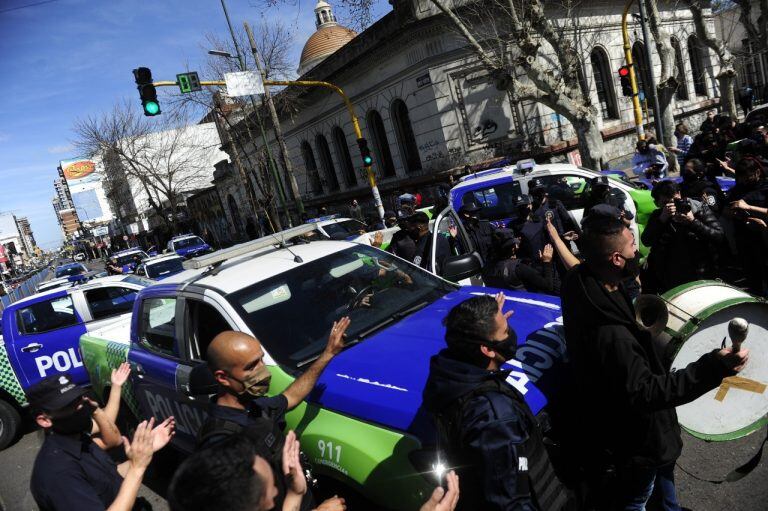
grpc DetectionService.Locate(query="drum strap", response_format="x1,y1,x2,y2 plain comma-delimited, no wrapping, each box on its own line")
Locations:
675,425,768,484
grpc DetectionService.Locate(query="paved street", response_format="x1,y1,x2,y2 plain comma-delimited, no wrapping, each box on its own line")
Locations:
0,418,765,510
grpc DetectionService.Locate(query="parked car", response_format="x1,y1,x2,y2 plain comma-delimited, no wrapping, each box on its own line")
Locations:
54,262,88,279
167,235,212,259
0,275,151,449
111,248,150,273
135,254,186,281
80,225,566,509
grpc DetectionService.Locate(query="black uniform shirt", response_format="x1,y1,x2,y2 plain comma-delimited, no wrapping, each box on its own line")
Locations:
30,432,122,511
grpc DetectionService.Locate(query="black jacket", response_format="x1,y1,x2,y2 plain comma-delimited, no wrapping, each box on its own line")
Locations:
561,265,732,468
641,198,724,293
423,350,540,511
464,220,496,265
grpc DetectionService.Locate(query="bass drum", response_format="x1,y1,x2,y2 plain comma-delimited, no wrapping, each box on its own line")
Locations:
663,280,768,441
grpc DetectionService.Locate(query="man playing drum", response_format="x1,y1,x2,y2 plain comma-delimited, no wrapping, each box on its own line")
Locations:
561,215,749,510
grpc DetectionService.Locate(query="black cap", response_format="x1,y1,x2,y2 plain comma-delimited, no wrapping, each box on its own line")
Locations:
583,204,622,224
383,210,396,219
27,373,88,412
591,175,610,188
459,202,482,214
407,211,430,225
529,178,546,193
516,194,532,207
494,228,520,250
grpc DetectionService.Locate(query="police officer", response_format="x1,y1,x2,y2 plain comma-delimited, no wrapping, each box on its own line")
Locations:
195,323,351,511
528,178,580,239
680,158,725,214
583,176,634,222
483,229,556,295
508,194,533,237
458,203,495,265
28,373,174,511
408,211,450,275
422,293,573,511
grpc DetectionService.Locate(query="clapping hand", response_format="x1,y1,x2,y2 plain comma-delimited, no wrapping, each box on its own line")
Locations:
151,416,175,452
419,470,460,511
110,362,131,387
282,430,307,498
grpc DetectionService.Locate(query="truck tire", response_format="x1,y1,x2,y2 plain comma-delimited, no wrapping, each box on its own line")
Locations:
0,399,21,451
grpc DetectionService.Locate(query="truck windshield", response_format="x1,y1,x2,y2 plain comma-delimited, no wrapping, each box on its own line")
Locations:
227,245,455,369
459,181,523,221
146,258,184,278
174,237,205,249
115,252,149,266
322,220,367,240
55,264,85,278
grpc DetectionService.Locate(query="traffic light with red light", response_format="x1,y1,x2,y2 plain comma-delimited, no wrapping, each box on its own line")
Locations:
133,67,161,116
618,65,633,97
357,138,373,166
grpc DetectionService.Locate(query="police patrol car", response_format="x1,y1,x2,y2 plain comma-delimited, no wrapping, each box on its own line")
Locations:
304,215,368,240
111,248,151,273
80,223,567,509
451,160,656,242
0,275,151,449
134,254,186,281
166,234,213,259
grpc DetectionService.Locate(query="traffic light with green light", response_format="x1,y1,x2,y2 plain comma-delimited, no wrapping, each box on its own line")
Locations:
618,65,633,97
133,67,161,116
357,138,373,167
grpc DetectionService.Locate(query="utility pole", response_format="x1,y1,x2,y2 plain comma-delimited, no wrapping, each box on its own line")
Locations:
638,0,665,143
219,0,289,228
244,21,304,220
622,0,645,141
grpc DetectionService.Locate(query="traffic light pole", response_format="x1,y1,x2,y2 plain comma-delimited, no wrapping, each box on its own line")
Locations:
622,0,645,141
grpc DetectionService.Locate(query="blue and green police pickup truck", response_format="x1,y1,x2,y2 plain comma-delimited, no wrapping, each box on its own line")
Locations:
79,224,568,510
0,275,150,449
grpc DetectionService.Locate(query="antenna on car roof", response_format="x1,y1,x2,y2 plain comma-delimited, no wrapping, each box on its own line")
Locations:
183,223,317,270
270,231,303,263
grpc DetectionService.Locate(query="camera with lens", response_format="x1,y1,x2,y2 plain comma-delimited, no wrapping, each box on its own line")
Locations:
674,198,692,215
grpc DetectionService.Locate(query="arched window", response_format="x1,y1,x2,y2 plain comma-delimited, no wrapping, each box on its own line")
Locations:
366,110,396,177
671,37,689,101
688,35,708,96
227,194,243,235
590,47,619,120
301,141,323,194
391,99,423,172
315,134,340,191
332,126,357,187
632,41,653,101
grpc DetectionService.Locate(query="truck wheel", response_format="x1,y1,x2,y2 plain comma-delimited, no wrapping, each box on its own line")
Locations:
0,399,21,451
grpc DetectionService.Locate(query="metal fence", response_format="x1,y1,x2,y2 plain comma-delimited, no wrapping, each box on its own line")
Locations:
0,269,51,313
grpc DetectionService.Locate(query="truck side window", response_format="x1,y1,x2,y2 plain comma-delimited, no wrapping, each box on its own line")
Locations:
85,287,138,320
140,297,177,356
17,295,78,335
187,300,232,360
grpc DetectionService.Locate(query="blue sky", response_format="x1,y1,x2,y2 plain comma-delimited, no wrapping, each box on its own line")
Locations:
0,0,389,250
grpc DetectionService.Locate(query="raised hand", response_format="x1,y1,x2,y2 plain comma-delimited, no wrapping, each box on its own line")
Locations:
325,316,351,356
150,416,175,452
111,362,131,387
494,292,513,320
282,430,307,497
124,418,155,471
419,470,460,511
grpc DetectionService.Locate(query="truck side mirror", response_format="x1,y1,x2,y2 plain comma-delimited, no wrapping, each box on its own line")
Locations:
441,252,482,282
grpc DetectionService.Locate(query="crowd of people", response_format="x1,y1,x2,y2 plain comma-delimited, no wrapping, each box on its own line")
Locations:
18,111,764,511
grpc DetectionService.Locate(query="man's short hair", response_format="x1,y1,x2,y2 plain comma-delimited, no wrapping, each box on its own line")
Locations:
651,180,679,202
443,295,498,367
580,215,628,263
168,434,264,511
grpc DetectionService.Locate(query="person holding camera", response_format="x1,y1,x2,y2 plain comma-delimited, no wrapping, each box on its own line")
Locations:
641,181,724,294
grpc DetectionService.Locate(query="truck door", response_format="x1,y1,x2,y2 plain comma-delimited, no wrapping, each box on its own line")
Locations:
431,207,483,286
8,293,88,387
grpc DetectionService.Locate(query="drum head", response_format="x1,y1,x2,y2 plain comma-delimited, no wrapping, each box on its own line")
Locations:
670,302,768,441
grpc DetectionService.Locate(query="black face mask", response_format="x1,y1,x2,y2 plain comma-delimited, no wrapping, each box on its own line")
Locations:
618,250,642,280
489,333,518,361
51,405,93,435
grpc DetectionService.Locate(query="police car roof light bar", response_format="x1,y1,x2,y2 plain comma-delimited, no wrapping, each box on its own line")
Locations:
183,223,318,270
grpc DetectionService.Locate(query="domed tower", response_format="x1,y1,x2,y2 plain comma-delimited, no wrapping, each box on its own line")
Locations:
297,0,358,76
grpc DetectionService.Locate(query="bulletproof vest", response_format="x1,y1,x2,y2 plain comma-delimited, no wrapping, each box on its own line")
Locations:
483,259,525,291
520,219,547,260
434,378,572,511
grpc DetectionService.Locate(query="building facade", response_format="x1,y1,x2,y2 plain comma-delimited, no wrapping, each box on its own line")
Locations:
222,0,723,218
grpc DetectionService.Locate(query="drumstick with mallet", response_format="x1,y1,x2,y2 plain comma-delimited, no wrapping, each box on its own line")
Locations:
728,317,749,353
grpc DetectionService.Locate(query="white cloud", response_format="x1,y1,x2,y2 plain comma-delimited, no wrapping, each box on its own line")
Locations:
47,144,73,154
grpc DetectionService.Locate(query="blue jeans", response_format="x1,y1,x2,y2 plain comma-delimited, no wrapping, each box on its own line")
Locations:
615,463,681,511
